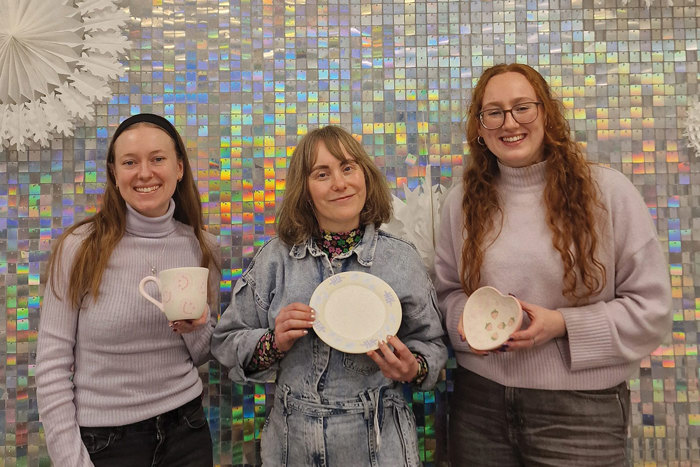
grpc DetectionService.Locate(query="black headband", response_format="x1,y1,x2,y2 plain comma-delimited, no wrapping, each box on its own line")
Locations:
112,113,181,146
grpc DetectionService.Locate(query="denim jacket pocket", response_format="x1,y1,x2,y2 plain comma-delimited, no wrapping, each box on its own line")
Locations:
343,353,379,376
80,428,118,455
183,404,208,430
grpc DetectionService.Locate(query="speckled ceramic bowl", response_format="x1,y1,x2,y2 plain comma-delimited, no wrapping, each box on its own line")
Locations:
462,286,523,351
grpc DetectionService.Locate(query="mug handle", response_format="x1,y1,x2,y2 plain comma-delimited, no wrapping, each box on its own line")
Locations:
139,276,164,311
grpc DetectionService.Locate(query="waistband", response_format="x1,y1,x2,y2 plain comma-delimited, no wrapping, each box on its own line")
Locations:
80,395,203,432
276,385,404,416
455,366,629,393
276,386,403,452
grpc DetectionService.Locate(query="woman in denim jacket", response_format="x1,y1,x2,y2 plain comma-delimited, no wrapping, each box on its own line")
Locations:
212,125,447,466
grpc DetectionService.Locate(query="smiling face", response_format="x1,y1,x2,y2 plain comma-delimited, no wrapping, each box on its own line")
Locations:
478,71,545,168
307,140,367,233
111,125,184,217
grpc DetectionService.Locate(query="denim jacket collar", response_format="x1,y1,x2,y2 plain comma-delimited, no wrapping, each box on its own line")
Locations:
289,223,379,267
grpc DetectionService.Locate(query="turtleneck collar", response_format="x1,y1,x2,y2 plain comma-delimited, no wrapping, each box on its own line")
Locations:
125,199,177,238
496,159,547,191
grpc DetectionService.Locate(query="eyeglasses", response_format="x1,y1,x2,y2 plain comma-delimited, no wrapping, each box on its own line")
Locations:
478,102,542,130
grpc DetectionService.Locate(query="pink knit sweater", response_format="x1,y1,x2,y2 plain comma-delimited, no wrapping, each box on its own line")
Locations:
434,161,671,390
36,201,219,466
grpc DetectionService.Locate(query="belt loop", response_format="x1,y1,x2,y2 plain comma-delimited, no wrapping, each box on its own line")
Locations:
359,391,371,420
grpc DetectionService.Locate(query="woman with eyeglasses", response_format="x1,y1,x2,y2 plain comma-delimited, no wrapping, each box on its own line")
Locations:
434,63,671,466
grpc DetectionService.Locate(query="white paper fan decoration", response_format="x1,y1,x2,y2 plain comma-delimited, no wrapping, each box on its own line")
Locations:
686,97,700,157
381,164,448,278
0,0,131,149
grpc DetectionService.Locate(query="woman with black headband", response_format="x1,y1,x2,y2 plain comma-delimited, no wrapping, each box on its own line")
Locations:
36,113,220,466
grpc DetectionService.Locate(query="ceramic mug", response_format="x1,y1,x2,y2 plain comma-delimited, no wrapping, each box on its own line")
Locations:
138,266,209,321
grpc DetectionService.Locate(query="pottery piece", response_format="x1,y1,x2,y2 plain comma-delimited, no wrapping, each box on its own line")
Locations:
462,286,523,351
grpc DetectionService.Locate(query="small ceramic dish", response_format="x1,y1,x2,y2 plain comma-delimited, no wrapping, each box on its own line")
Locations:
462,286,523,351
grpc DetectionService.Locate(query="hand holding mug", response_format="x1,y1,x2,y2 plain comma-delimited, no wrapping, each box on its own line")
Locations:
170,306,210,334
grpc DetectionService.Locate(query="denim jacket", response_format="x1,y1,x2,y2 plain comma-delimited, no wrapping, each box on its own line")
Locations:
212,224,447,465
212,223,446,391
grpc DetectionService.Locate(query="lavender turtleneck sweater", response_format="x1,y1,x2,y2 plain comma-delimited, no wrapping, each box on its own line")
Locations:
36,201,219,466
434,161,672,390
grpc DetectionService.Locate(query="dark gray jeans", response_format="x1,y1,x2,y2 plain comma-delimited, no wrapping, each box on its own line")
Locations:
79,396,213,467
449,367,630,467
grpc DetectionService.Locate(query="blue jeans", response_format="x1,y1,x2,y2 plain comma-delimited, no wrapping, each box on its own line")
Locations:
79,396,213,467
261,385,421,466
449,367,630,467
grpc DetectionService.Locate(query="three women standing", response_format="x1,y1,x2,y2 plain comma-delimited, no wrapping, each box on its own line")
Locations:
36,63,672,466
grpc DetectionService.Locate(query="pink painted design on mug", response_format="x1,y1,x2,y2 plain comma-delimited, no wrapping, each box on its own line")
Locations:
162,288,172,304
182,300,196,315
177,275,190,290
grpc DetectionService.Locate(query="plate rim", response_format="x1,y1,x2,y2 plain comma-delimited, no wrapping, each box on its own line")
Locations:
310,271,402,354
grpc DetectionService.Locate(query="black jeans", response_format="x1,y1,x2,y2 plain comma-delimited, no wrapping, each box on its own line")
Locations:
449,367,630,467
79,396,213,467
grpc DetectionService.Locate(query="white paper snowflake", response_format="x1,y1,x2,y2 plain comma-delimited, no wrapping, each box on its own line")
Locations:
686,98,700,157
381,165,450,278
0,0,130,149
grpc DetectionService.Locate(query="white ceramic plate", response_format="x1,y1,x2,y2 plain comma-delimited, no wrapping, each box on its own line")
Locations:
310,271,402,354
462,286,523,351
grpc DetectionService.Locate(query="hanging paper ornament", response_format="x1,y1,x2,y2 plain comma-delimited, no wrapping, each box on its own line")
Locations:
0,0,131,149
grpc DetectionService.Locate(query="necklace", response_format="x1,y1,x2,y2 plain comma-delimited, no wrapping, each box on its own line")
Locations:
146,237,169,275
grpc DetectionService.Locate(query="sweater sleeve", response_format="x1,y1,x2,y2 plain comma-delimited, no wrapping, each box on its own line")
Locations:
180,233,221,366
559,170,672,371
36,233,94,467
211,246,277,384
434,186,471,354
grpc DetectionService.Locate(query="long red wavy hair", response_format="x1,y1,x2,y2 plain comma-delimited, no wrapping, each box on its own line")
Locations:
461,63,606,302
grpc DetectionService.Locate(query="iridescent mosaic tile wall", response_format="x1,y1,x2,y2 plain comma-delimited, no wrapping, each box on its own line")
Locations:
1,0,698,465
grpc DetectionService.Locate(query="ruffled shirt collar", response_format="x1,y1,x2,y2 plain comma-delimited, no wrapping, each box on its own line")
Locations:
124,199,177,238
290,223,378,267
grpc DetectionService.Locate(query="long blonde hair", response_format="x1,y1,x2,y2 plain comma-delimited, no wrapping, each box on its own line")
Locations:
48,115,217,308
461,64,606,302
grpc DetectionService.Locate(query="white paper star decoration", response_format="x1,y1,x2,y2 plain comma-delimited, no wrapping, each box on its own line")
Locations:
381,165,449,279
686,97,700,157
0,0,130,150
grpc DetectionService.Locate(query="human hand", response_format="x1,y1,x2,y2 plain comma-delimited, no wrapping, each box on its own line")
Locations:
274,302,315,352
507,299,566,351
366,335,419,383
170,306,210,334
